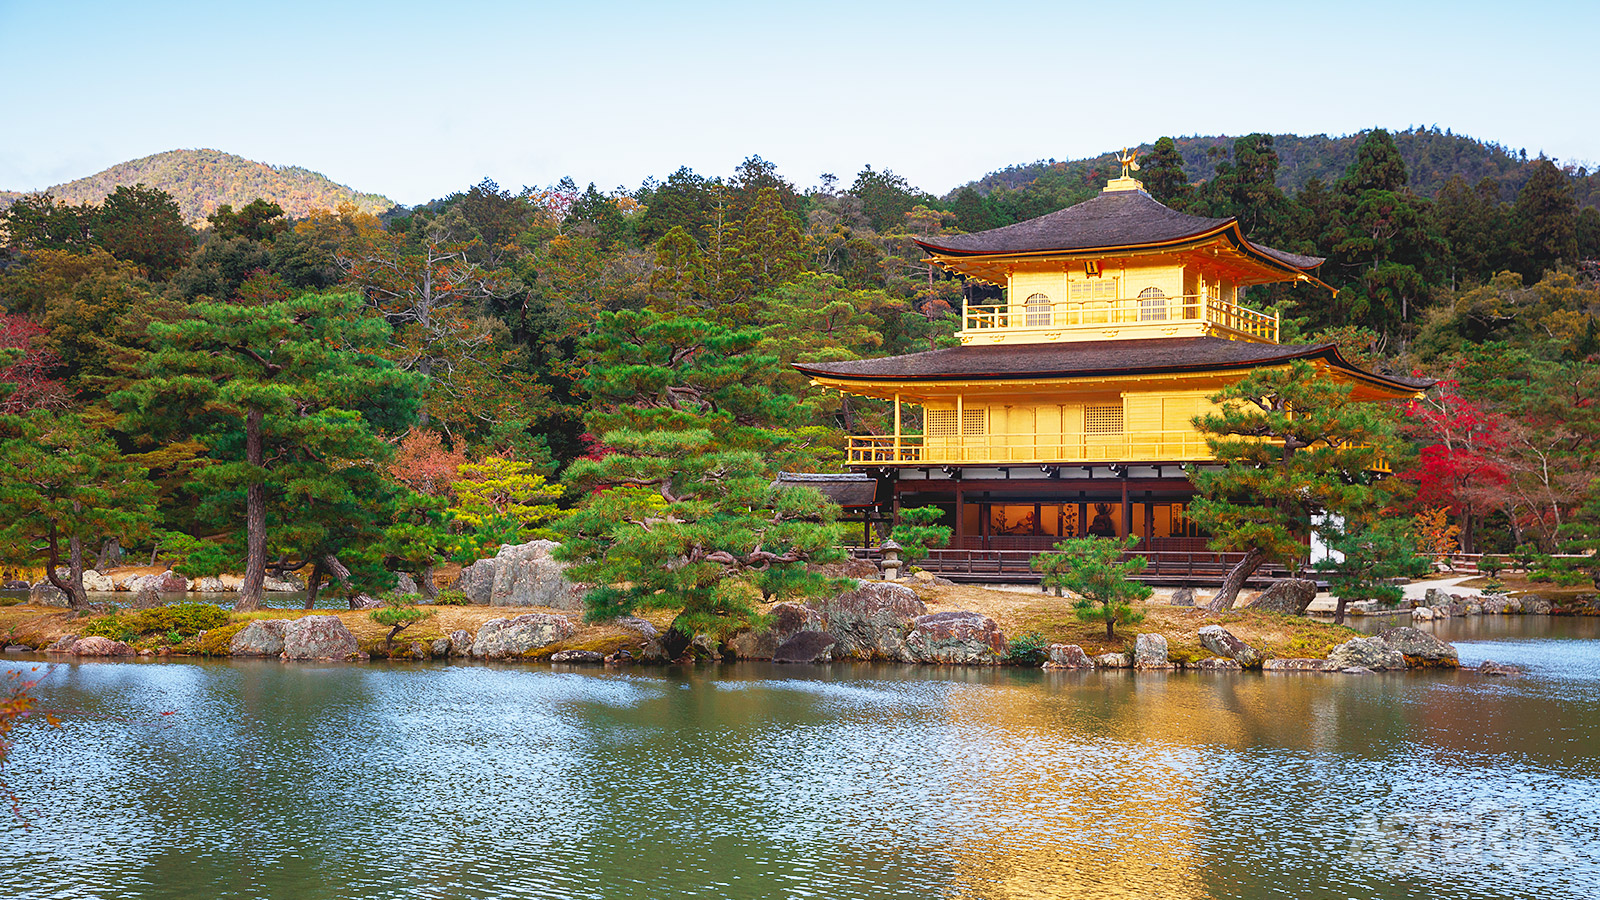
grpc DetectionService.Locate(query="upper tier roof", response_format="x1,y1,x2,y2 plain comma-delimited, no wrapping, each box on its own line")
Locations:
796,336,1433,394
915,186,1324,271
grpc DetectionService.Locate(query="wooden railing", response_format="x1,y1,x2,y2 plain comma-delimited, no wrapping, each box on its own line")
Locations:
851,546,1289,584
846,432,1390,472
963,294,1278,342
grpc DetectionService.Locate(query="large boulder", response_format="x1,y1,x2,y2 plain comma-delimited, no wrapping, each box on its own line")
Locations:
1424,587,1453,607
456,556,498,604
229,620,288,657
392,572,420,596
810,581,927,661
190,576,228,593
488,540,586,610
1523,597,1555,615
1411,606,1435,622
281,616,361,660
1095,652,1132,668
1045,643,1094,669
1376,626,1459,668
1247,579,1318,615
772,631,838,664
1191,657,1243,671
348,594,382,610
1169,587,1196,607
69,636,135,657
1325,637,1407,671
1133,633,1170,669
1197,624,1263,669
263,575,303,593
127,570,188,594
903,611,1007,664
448,629,474,657
126,587,163,609
470,613,577,659
726,602,821,660
29,581,69,607
81,570,115,593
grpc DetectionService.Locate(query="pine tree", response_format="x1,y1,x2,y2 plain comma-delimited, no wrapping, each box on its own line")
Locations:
1190,359,1405,610
115,293,423,610
1143,137,1194,210
1513,158,1578,279
1032,536,1150,640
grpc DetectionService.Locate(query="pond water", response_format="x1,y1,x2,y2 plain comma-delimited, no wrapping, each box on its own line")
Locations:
2,617,1597,899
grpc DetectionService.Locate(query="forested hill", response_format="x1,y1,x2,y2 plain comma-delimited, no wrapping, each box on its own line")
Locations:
0,149,394,222
960,128,1599,207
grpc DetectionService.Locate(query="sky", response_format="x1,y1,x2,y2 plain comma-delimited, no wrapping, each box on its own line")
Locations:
3,0,1597,206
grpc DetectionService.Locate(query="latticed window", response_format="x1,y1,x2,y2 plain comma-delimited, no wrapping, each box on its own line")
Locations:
1024,293,1052,326
1138,286,1167,321
925,409,957,436
1085,404,1124,433
962,407,987,436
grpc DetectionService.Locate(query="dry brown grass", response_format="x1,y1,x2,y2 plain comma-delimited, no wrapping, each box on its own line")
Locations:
1457,574,1596,603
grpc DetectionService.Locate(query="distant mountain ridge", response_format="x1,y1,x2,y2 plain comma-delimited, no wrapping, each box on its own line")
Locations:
958,128,1599,208
0,149,395,222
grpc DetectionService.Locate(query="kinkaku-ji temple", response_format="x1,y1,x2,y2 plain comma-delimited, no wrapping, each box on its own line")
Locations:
792,154,1432,583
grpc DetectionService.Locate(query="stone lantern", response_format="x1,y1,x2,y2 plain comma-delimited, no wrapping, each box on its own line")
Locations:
879,540,904,581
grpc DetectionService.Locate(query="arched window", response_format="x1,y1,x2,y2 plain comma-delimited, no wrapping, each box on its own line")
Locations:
1024,293,1052,326
1138,286,1167,321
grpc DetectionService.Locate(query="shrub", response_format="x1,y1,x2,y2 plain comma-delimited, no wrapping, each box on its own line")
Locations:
1511,544,1541,572
1033,536,1150,640
127,603,229,636
431,589,472,606
1006,631,1050,666
1479,555,1505,578
371,597,428,653
79,616,137,642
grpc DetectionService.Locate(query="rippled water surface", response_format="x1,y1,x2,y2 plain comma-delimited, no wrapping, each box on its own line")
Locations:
3,617,1598,900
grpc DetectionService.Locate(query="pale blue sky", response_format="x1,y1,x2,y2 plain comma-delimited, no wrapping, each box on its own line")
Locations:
2,0,1595,205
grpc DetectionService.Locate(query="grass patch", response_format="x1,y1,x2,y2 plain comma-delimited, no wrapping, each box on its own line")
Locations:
195,622,248,656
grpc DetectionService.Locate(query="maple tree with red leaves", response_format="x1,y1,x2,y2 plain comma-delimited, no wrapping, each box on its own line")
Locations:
0,314,71,414
1398,380,1508,553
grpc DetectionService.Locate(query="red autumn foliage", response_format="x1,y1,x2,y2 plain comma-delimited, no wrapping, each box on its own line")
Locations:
387,427,467,498
0,314,71,413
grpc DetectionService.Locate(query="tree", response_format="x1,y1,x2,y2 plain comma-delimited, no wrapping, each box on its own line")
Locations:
1143,137,1194,210
889,506,951,566
1190,360,1404,609
1512,158,1578,279
555,311,844,644
0,410,156,608
1033,536,1150,640
0,193,94,253
1315,517,1426,624
449,455,564,542
115,293,422,610
91,184,195,278
0,313,70,413
207,199,288,243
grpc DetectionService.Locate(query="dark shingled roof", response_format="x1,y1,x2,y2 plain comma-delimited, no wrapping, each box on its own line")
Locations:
796,337,1433,391
773,472,878,507
916,188,1324,270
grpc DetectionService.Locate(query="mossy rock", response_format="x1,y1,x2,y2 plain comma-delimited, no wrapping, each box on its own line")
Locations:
520,632,643,661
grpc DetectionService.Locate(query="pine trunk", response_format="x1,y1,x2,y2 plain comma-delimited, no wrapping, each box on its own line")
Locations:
236,406,267,612
1332,594,1350,626
1208,547,1267,611
418,563,438,601
304,560,323,610
68,528,87,609
95,537,122,570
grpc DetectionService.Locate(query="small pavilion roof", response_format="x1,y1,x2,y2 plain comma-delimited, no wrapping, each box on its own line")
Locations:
915,187,1324,276
796,337,1433,394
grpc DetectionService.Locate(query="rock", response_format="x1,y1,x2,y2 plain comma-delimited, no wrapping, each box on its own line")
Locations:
448,629,474,657
128,587,165,609
393,572,419,596
44,635,79,653
772,631,838,664
1262,658,1332,672
1376,626,1459,668
726,602,821,660
1348,600,1380,615
1424,587,1452,607
1132,633,1170,669
1477,660,1523,677
405,641,431,660
281,616,361,660
81,570,115,593
190,576,227,593
348,594,382,610
1191,657,1243,671
470,613,576,659
686,632,722,661
29,581,69,607
263,575,302,593
550,649,606,664
1480,594,1513,614
614,616,660,639
1044,643,1094,669
4,645,30,652
1325,637,1407,671
1196,625,1263,668
1338,666,1375,675
1170,587,1196,607
1503,596,1524,614
229,620,288,657
70,636,134,657
456,556,498,604
1412,606,1435,622
430,638,452,658
1523,597,1554,615
1247,578,1318,615
1095,652,1132,668
810,581,927,661
903,611,1007,665
488,540,586,610
1465,601,1483,616
128,570,188,594
2,579,29,590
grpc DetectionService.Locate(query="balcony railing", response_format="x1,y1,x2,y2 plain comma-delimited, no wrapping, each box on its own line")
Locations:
846,432,1390,472
963,294,1279,342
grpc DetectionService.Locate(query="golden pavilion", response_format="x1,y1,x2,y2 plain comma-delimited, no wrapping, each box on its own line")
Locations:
795,159,1428,577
